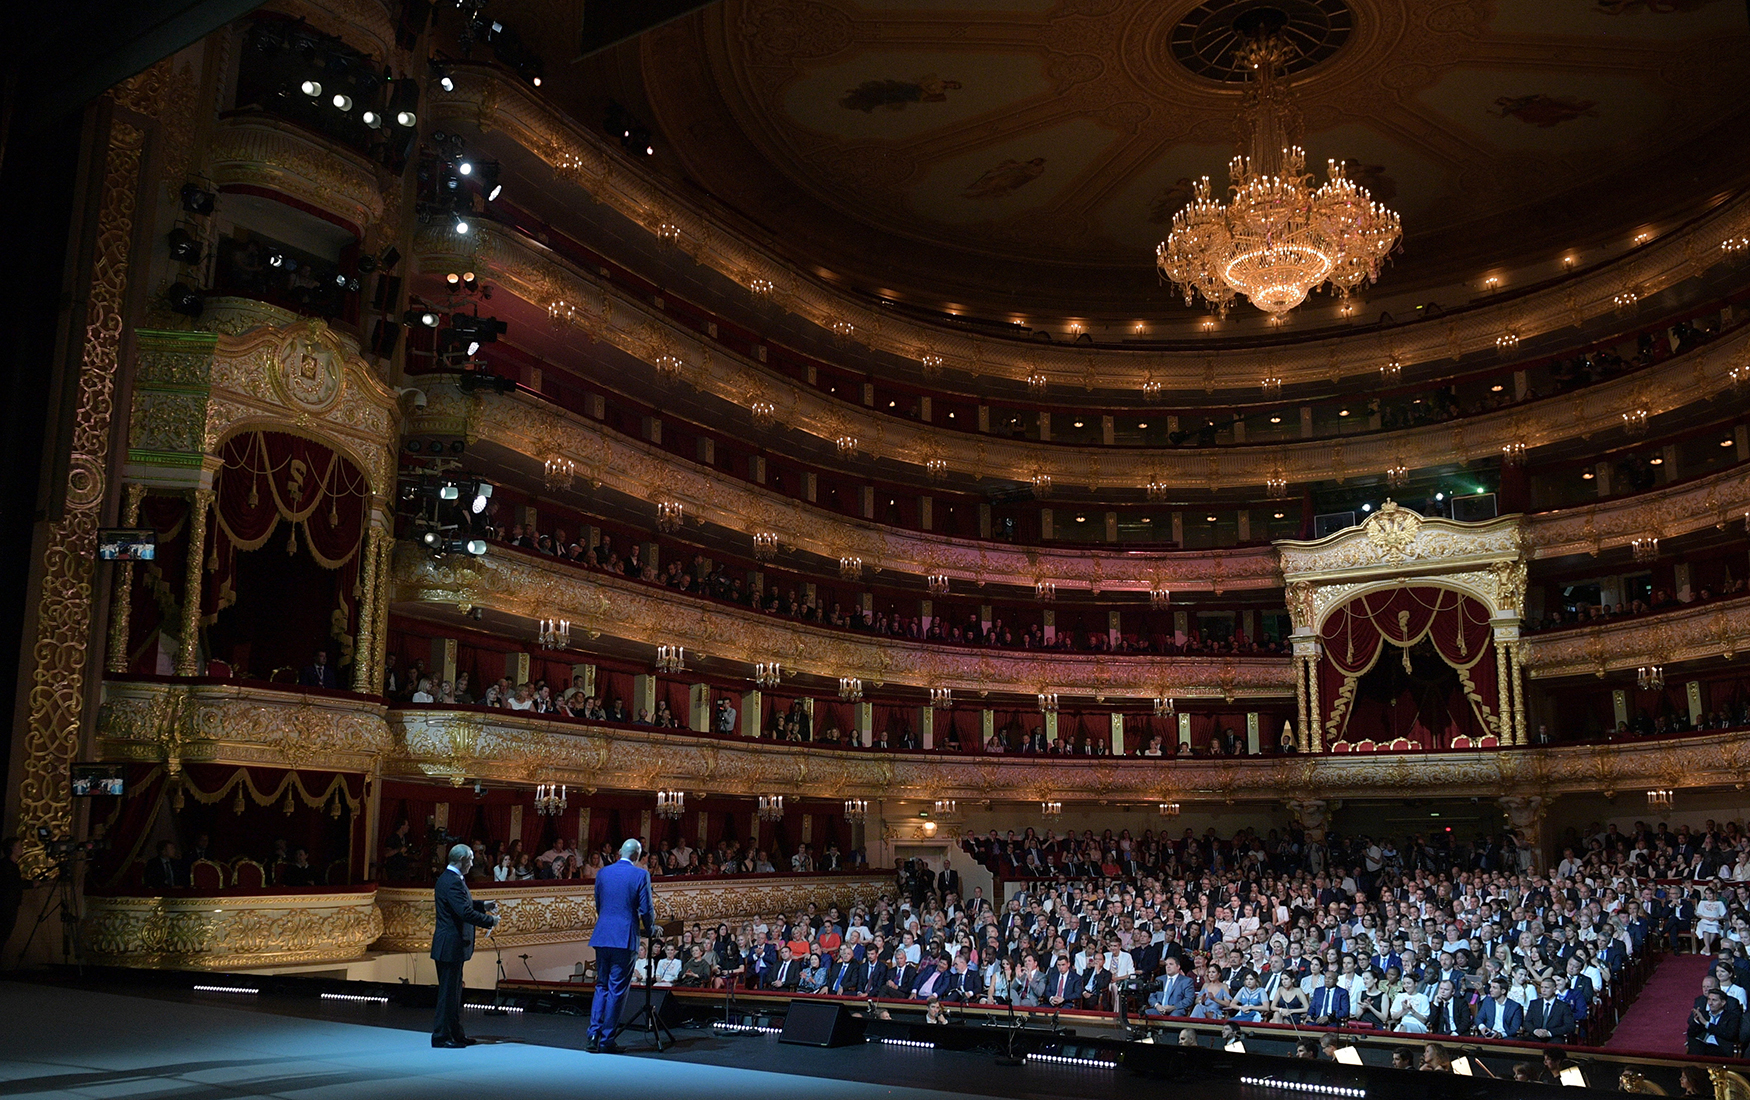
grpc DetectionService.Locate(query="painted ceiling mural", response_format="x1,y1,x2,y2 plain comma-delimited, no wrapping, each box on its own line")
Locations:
584,0,1750,315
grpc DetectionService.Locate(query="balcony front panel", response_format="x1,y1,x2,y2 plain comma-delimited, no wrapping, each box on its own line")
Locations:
97,680,391,772
387,707,1750,803
1522,593,1750,678
428,68,1750,396
388,545,1293,699
206,115,385,234
373,874,888,953
83,889,382,969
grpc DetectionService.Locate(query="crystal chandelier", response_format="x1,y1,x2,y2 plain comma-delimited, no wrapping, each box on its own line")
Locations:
758,795,785,821
933,800,957,816
1149,586,1171,609
839,677,863,702
1158,801,1181,817
656,789,685,818
752,531,779,560
656,500,683,532
843,798,868,823
1158,34,1400,317
1038,692,1059,713
1637,664,1664,691
1631,536,1659,563
929,687,953,709
754,662,782,688
927,573,950,595
839,555,862,580
1040,800,1063,817
1153,696,1176,719
1035,581,1057,602
654,645,685,674
543,456,575,490
1646,789,1672,808
534,784,568,816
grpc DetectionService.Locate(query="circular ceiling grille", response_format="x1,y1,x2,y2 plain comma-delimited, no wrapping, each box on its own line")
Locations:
1170,0,1354,83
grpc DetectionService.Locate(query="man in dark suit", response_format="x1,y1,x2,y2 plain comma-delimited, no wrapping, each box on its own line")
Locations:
766,946,801,991
879,952,918,999
1309,970,1349,1025
430,843,498,1048
1428,979,1472,1036
1045,955,1083,1008
1079,952,1112,1010
937,860,960,900
144,841,183,889
298,649,337,689
588,838,656,1053
1688,988,1743,1056
1474,978,1524,1039
1521,977,1577,1043
824,946,865,996
942,952,981,1002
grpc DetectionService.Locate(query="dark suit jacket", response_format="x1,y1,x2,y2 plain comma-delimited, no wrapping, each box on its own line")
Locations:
824,960,865,996
1687,1001,1743,1054
1045,968,1083,1004
431,868,495,962
766,958,800,990
1474,996,1523,1037
1079,967,1111,1005
942,967,982,1000
880,963,917,998
1522,996,1577,1041
299,662,337,689
1428,994,1473,1036
143,856,182,890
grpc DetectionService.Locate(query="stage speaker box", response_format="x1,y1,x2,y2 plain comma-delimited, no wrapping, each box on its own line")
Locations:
779,1000,863,1047
617,988,680,1028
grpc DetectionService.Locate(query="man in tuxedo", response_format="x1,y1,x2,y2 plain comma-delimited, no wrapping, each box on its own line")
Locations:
1147,955,1196,1017
587,839,656,1053
1521,977,1577,1043
430,843,499,1048
1473,978,1523,1039
824,945,865,996
766,946,801,991
1045,955,1083,1008
143,841,183,889
298,649,337,689
1428,979,1471,1036
1688,988,1743,1056
1309,970,1349,1025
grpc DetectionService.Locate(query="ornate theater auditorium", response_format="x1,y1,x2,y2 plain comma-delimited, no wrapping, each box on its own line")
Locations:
3,0,1750,1092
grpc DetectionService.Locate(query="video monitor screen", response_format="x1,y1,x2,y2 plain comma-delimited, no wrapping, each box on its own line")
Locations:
71,764,125,797
97,529,156,561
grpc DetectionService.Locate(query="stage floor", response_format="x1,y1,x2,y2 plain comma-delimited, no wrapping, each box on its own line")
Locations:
0,979,1153,1100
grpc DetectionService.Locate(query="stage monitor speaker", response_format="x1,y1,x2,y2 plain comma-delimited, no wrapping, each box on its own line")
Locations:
618,988,680,1028
779,1000,863,1047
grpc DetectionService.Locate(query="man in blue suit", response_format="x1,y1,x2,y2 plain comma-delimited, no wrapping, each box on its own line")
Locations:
1146,955,1196,1017
589,838,656,1053
1309,970,1349,1025
431,843,499,1048
1474,977,1523,1039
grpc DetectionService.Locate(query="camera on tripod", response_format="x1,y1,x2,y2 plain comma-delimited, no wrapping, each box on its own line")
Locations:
35,826,107,861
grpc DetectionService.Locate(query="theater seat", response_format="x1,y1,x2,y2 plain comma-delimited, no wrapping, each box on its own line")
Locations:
1389,738,1415,751
1330,741,1351,753
189,859,226,890
1354,739,1377,753
324,859,348,885
1450,736,1472,749
1477,735,1499,748
231,859,266,889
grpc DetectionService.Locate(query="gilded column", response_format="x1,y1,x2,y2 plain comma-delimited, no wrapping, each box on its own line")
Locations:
1510,642,1528,747
1294,656,1310,752
105,483,148,672
371,531,394,694
175,487,213,676
351,523,383,692
17,118,144,871
1492,633,1511,745
1306,656,1324,753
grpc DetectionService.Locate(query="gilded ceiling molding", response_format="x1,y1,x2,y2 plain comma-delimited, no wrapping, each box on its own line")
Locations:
387,545,1293,702
427,68,1750,398
419,219,1750,492
1521,594,1750,679
384,707,1750,805
83,891,384,969
373,875,887,953
97,680,392,773
205,116,385,235
417,383,1283,594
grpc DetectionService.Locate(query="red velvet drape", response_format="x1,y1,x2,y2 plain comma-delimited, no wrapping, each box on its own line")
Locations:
1317,587,1499,746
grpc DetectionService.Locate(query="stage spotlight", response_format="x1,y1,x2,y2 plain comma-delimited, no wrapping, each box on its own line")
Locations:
301,79,322,97
422,529,439,547
454,217,469,235
446,272,461,290
404,308,439,327
266,249,285,269
396,110,417,127
167,228,201,263
332,93,353,111
457,160,472,176
461,272,478,292
179,184,214,215
478,162,502,201
167,283,205,318
470,481,493,514
361,110,381,127
438,483,460,501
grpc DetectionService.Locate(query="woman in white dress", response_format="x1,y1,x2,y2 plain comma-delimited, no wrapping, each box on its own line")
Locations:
1694,886,1728,955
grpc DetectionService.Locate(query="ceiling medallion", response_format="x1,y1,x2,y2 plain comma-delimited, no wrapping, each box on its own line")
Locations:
1158,15,1399,317
1170,0,1352,84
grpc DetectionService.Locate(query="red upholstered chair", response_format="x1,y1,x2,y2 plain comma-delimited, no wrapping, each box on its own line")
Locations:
270,860,290,886
1389,738,1415,752
189,859,226,891
269,667,298,684
1477,735,1499,748
205,659,232,679
1449,736,1473,750
1330,741,1351,753
324,859,349,886
1355,739,1377,753
231,859,266,890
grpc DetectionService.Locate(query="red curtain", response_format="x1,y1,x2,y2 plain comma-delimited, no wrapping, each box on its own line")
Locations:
209,430,369,666
1317,587,1499,746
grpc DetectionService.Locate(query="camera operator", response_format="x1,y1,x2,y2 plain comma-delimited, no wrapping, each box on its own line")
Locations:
431,843,499,1048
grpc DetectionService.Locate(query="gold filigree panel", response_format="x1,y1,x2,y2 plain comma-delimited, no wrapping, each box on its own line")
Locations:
1522,594,1750,678
83,891,383,969
206,116,384,232
97,680,392,773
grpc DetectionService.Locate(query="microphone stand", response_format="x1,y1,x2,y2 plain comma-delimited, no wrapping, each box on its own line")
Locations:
482,921,509,1016
618,934,673,1051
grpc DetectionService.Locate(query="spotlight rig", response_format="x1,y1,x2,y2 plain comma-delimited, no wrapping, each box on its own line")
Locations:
399,469,494,557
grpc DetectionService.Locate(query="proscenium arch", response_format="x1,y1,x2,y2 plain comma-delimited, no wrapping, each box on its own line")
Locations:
1310,576,1508,635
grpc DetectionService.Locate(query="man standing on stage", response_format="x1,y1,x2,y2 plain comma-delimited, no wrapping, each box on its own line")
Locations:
431,843,498,1048
589,838,656,1053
